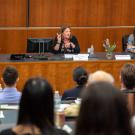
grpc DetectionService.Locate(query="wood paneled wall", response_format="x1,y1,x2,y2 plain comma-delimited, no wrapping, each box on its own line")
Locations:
0,0,27,27
0,29,27,53
29,0,135,26
28,27,134,52
0,60,135,94
0,27,133,53
0,0,135,53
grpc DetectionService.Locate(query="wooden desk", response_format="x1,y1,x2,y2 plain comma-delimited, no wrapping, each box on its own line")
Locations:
0,53,135,94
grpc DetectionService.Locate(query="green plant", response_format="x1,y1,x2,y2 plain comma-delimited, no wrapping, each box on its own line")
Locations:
103,39,116,52
106,44,116,52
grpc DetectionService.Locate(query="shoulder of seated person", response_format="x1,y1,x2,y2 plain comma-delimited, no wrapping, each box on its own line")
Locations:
12,124,41,135
129,34,134,38
64,88,75,93
54,128,69,135
63,90,71,95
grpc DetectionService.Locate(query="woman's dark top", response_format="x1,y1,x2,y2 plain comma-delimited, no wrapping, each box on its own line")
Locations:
0,128,69,135
53,35,80,54
62,85,84,100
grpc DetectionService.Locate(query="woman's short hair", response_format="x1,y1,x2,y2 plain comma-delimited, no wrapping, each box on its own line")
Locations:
73,67,88,86
17,77,54,131
75,82,132,135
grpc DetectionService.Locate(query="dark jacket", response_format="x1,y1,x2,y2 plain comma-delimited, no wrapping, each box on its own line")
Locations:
52,35,80,54
62,85,84,100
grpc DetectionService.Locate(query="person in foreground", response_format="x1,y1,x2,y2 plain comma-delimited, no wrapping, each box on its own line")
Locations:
52,25,80,54
120,63,135,93
75,82,132,135
62,66,88,100
0,66,21,104
0,77,69,135
120,63,135,116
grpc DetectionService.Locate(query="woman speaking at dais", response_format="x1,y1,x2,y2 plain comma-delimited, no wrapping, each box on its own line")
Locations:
52,25,80,54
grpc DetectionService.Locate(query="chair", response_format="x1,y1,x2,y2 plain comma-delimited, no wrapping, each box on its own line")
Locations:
0,104,18,124
122,34,129,51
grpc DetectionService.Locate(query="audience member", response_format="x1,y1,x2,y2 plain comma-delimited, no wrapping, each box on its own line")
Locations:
0,66,21,104
87,70,114,85
0,77,69,135
62,67,88,100
52,25,80,54
75,82,132,135
120,63,135,92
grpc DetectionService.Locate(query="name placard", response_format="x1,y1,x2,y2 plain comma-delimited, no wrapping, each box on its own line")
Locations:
73,54,89,61
115,55,131,60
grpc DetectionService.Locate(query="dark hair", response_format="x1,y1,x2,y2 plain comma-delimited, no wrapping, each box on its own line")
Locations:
133,28,135,36
2,66,18,86
75,82,132,135
60,25,71,33
121,63,135,89
17,77,54,132
73,67,88,86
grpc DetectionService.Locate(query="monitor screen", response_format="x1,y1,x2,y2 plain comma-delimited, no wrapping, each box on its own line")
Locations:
27,38,53,53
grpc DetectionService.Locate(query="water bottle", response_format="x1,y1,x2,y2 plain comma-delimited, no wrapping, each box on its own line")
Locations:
54,91,61,111
90,44,94,55
0,84,2,92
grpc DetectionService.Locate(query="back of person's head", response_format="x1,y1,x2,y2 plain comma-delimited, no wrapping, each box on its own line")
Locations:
73,67,88,86
75,82,132,135
17,77,54,132
120,63,135,89
87,70,114,85
2,66,19,86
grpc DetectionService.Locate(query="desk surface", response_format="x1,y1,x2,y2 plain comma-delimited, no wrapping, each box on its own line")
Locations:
0,52,134,62
0,52,135,93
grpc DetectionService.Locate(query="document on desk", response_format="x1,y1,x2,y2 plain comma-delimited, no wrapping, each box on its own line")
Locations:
115,55,131,60
73,54,89,61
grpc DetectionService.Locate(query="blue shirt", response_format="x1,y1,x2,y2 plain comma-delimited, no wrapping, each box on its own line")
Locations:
0,87,21,104
128,34,134,45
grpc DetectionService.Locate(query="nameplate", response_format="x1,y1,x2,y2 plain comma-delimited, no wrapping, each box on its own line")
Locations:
115,55,131,60
73,54,89,61
64,54,74,59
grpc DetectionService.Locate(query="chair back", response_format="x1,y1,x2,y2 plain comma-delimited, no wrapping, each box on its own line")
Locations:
122,34,129,51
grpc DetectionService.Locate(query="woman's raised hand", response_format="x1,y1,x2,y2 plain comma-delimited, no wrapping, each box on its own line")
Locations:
57,33,62,43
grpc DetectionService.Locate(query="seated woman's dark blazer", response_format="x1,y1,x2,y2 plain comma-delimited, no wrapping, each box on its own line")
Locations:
52,35,80,54
61,85,84,100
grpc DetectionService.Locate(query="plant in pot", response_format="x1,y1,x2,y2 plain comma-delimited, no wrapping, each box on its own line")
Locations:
103,38,116,59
